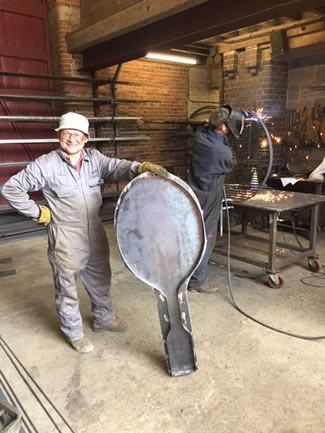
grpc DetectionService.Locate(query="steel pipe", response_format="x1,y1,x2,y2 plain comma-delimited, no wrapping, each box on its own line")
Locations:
0,94,156,104
0,136,149,144
0,116,143,123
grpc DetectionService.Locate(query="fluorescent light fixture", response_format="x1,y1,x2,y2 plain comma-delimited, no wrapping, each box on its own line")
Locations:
145,52,197,65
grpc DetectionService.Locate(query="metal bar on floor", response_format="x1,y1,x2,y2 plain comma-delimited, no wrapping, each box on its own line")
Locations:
0,372,36,433
0,337,76,433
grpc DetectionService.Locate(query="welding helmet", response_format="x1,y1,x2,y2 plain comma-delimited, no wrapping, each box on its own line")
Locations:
55,112,89,137
223,105,245,138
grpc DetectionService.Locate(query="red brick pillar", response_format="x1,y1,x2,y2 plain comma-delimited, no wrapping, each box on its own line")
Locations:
46,0,93,114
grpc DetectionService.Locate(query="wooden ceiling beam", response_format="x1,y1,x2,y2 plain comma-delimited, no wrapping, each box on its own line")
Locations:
78,0,325,71
215,21,325,54
217,16,324,45
68,0,208,53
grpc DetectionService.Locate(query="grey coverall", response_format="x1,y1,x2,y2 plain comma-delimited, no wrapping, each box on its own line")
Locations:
1,148,139,341
188,127,236,289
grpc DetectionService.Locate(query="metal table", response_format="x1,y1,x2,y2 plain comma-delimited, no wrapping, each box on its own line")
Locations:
267,177,325,228
214,189,325,288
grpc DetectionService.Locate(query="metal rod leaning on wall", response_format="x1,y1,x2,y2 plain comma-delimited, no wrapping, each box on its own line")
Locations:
112,64,123,192
0,116,143,123
0,99,35,162
0,136,149,144
0,94,157,105
0,70,144,87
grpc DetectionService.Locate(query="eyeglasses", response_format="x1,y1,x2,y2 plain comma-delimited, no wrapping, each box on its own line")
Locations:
60,131,85,141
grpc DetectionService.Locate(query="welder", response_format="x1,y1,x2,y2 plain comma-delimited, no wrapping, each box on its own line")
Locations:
1,112,168,353
188,105,245,293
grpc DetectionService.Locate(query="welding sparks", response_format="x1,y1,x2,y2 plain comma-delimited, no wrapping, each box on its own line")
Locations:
270,134,282,143
249,190,294,203
245,107,271,122
260,138,268,148
256,108,264,118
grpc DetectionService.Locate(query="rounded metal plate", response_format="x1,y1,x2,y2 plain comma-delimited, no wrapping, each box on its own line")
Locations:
115,173,206,294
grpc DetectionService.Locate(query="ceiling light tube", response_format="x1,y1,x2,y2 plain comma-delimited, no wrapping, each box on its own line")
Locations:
145,52,197,65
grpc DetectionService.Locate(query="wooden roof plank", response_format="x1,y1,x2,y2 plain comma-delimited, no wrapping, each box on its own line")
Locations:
76,0,325,71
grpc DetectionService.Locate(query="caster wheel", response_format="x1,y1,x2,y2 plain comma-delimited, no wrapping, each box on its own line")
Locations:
267,274,284,289
308,258,321,273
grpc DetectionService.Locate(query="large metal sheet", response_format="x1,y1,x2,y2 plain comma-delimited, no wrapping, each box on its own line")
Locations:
115,173,206,376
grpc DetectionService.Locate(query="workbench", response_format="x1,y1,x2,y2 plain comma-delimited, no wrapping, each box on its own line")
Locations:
267,177,325,228
214,189,325,288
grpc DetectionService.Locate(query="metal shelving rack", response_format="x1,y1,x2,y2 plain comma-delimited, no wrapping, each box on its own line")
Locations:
0,69,150,179
0,68,151,238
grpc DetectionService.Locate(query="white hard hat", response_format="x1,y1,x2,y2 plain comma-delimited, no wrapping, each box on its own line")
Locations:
55,112,89,137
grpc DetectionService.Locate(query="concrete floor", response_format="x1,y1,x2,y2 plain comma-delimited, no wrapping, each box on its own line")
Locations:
1,223,325,433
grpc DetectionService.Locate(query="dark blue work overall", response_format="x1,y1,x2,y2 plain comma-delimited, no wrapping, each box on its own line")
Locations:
188,127,236,289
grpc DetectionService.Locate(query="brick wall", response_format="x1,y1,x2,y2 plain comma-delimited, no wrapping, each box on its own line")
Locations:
47,0,91,113
47,0,292,189
48,0,325,188
46,0,191,181
223,48,288,185
222,47,325,182
101,60,190,177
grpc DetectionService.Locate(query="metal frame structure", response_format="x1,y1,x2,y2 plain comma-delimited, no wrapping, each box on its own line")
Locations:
0,66,155,242
214,189,325,287
0,67,150,205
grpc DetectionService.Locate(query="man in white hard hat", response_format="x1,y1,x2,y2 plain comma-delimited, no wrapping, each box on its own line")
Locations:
1,112,168,353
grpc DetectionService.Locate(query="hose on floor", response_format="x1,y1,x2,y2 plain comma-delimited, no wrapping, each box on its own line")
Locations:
222,113,325,339
223,188,325,340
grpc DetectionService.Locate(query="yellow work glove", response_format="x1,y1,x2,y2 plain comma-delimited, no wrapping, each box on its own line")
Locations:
37,205,51,226
137,161,168,177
